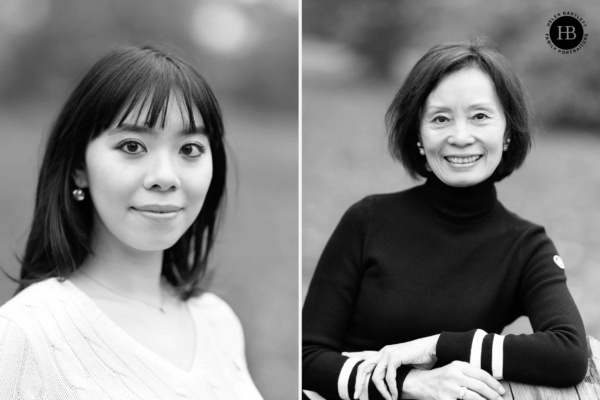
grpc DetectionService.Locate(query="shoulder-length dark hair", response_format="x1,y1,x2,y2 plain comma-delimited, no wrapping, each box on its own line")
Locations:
16,44,226,300
386,39,532,181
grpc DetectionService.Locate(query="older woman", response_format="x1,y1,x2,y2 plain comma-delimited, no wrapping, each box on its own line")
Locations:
302,40,587,400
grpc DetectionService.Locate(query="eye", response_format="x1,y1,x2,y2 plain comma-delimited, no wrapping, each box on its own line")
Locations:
432,115,450,124
117,140,146,155
473,113,489,120
180,143,205,157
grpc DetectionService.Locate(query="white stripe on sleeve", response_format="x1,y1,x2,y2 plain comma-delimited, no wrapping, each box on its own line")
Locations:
303,390,327,400
338,357,361,400
491,334,505,379
469,329,487,369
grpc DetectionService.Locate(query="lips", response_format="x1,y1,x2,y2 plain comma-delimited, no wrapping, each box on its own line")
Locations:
444,155,483,165
132,204,182,213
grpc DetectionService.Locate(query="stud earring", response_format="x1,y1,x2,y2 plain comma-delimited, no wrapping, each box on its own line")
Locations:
417,142,425,156
503,138,511,152
72,188,85,201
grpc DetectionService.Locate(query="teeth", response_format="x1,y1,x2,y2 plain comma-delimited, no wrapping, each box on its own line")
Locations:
445,155,481,164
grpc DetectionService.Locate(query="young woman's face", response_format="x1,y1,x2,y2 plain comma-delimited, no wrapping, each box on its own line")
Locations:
74,96,213,253
420,67,507,187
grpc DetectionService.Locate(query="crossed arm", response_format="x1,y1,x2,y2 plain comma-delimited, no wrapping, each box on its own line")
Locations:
303,201,587,400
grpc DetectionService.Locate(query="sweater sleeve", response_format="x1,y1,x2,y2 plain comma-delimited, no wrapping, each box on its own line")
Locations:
303,198,412,400
0,316,43,399
435,226,588,387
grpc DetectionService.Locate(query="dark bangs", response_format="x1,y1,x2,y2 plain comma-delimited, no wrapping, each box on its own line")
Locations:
86,46,224,144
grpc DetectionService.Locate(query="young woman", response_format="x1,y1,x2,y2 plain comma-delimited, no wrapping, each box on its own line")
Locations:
0,45,263,399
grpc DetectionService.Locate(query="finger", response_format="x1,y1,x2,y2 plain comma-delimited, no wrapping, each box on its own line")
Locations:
462,376,504,400
463,388,485,400
385,361,398,400
360,372,373,400
354,359,377,400
372,353,392,400
372,371,392,400
462,366,506,396
372,352,388,381
342,351,378,359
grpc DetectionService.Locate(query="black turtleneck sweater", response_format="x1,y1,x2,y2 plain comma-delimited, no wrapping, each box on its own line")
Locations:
302,176,587,400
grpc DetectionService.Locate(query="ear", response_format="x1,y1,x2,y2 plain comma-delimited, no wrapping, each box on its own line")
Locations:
72,166,89,188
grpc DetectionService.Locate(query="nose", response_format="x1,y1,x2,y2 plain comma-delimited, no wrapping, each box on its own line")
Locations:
447,120,475,147
143,151,180,192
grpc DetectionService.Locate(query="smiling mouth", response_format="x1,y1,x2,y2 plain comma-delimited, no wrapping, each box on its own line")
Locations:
132,205,182,213
444,155,483,165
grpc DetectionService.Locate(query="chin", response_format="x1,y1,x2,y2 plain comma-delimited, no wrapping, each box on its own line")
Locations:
442,172,488,187
126,234,182,252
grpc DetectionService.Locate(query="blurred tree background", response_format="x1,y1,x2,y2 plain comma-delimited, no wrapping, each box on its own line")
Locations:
0,0,297,398
303,0,600,341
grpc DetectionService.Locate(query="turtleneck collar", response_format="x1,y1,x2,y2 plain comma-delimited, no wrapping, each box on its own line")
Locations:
423,173,497,220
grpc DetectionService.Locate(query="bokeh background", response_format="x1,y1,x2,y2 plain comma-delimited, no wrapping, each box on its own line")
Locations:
303,0,600,341
0,0,297,398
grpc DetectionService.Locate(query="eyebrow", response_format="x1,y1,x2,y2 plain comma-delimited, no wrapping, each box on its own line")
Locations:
423,103,498,114
109,124,207,136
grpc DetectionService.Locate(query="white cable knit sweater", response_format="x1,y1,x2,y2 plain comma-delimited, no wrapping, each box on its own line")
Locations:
0,278,263,400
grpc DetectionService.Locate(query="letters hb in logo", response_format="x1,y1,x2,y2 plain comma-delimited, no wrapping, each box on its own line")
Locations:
550,16,583,49
556,26,577,40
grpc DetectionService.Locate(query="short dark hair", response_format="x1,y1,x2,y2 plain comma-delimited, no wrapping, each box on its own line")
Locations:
16,44,226,300
386,39,532,181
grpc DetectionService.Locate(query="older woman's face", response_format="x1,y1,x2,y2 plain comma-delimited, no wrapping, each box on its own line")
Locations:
420,67,506,187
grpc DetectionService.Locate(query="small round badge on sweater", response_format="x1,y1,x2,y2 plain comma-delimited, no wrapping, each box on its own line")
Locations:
553,255,565,269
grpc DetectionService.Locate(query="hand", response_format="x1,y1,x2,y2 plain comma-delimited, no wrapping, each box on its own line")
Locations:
403,361,506,400
342,350,378,360
354,335,440,400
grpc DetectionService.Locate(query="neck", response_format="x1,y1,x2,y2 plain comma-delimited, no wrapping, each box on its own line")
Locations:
74,224,166,301
424,173,497,219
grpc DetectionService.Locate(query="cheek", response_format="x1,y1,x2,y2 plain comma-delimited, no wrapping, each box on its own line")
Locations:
488,125,507,156
85,151,140,207
183,158,213,209
419,127,442,154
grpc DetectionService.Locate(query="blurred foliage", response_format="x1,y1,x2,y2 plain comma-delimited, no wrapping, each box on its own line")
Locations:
303,0,600,129
0,0,297,111
304,0,413,79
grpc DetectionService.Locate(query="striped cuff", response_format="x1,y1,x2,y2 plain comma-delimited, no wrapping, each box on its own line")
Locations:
337,358,363,400
469,329,487,369
437,329,505,379
491,334,505,378
470,330,505,378
336,359,413,400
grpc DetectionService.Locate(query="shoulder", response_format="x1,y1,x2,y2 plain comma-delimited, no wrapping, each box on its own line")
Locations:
342,185,423,223
188,292,244,338
353,185,423,211
188,292,247,362
0,316,42,392
0,278,67,323
0,283,59,385
496,205,564,271
0,314,28,347
0,278,88,354
496,203,553,243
